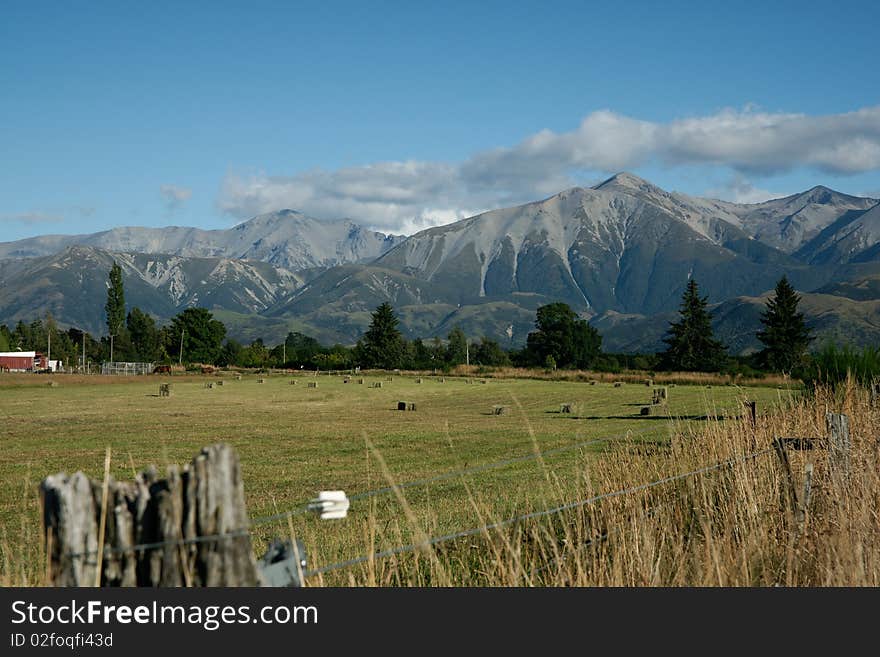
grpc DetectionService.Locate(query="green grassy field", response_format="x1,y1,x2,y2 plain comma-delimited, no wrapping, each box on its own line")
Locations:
0,371,796,585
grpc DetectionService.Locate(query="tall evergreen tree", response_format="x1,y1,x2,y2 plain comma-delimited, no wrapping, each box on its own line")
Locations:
105,262,127,358
354,302,405,369
659,279,727,372
756,276,813,372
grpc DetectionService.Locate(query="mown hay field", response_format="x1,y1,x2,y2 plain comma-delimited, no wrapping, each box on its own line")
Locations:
0,371,796,585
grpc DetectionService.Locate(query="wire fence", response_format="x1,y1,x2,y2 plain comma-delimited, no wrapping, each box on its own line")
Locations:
249,426,658,526
302,447,775,578
65,425,660,560
59,410,771,581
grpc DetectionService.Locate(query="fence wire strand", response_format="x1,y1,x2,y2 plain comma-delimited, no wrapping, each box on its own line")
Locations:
302,447,775,578
64,426,658,559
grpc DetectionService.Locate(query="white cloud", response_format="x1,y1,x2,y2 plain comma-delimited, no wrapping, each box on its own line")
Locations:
704,176,788,204
217,105,880,234
160,184,193,212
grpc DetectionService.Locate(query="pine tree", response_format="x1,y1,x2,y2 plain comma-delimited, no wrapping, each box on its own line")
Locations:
354,302,405,369
756,276,813,372
660,279,727,372
105,262,126,339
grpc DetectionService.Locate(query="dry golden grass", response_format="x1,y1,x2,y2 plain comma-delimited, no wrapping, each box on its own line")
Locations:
2,371,874,587
314,378,878,586
450,364,795,388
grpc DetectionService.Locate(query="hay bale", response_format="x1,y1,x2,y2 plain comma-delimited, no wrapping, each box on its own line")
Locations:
560,403,573,413
235,374,242,381
652,387,668,405
439,377,445,383
371,382,383,389
386,376,393,382
357,378,364,384
257,378,265,384
205,382,214,389
613,381,623,388
397,401,416,411
589,380,598,386
645,379,653,386
289,380,297,385
416,377,422,383
492,405,508,416
159,383,171,397
307,382,318,388
640,406,652,416
216,380,224,386
480,380,487,385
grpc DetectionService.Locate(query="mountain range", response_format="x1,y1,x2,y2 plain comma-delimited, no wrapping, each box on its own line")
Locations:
2,173,879,353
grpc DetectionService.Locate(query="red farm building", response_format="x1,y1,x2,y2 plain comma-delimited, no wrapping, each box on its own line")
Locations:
0,351,46,372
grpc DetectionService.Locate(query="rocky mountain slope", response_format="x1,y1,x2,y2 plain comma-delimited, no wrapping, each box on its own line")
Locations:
0,210,403,271
0,246,302,335
2,175,879,351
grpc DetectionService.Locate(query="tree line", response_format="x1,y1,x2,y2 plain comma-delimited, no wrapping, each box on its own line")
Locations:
0,261,812,374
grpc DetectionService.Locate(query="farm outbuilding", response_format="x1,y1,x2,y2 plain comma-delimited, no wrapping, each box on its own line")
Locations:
0,351,42,372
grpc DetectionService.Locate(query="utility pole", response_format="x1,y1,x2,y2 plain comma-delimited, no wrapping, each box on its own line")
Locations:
82,331,86,374
283,341,286,365
179,328,184,366
110,334,114,365
466,341,469,367
47,330,51,369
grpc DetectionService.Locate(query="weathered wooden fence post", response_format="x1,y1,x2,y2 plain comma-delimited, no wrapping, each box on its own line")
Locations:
41,444,262,587
826,412,851,480
744,400,757,427
773,438,800,520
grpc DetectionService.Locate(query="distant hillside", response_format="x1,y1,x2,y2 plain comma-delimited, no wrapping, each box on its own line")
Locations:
0,246,302,335
3,174,880,351
593,292,880,355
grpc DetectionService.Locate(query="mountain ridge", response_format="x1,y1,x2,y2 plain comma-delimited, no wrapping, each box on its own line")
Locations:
2,174,880,352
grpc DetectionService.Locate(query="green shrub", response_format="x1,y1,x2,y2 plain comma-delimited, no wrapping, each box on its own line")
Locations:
798,343,880,391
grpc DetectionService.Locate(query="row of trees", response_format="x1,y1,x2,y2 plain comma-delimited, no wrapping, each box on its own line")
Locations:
2,261,812,374
354,276,812,375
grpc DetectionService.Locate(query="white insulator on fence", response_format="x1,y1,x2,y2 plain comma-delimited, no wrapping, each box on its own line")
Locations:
307,491,350,520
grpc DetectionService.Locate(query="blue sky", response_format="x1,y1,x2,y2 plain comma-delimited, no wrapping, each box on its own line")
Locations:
2,0,879,240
